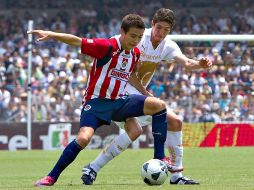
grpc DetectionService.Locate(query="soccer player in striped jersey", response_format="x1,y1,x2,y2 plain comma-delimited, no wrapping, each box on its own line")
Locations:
31,14,170,187
83,8,212,185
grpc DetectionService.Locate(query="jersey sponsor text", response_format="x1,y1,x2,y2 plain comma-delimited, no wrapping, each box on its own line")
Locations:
109,69,130,82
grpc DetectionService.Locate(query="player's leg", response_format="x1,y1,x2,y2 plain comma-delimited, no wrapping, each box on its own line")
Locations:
35,113,101,187
35,127,93,186
143,96,167,159
82,118,142,185
90,118,141,173
115,95,167,160
116,95,167,159
82,95,167,185
166,109,199,185
165,109,183,173
114,95,168,159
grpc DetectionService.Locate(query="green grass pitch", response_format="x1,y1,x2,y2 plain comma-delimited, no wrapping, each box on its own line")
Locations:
0,147,254,190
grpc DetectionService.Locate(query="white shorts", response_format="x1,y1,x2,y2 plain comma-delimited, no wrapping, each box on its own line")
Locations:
114,115,152,129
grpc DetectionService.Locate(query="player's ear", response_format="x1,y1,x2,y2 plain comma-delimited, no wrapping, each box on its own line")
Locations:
120,28,125,35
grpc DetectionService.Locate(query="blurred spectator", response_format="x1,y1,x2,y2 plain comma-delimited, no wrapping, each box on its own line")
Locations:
149,80,165,97
0,81,10,120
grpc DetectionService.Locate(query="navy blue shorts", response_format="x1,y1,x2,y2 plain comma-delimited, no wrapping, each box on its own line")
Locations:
80,95,147,130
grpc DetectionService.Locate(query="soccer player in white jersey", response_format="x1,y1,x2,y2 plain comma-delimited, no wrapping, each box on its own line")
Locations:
31,14,170,187
82,8,212,185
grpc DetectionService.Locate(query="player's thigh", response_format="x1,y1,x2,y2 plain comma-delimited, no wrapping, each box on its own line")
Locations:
78,113,108,147
143,97,166,115
112,94,146,121
167,109,182,131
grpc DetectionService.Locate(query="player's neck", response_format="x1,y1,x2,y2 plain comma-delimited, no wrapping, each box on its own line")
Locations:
119,37,131,51
151,39,159,49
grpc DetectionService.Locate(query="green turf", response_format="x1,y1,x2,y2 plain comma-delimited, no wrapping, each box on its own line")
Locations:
0,147,254,190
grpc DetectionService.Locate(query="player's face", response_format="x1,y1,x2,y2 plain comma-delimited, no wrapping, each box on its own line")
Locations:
120,27,144,50
151,21,171,44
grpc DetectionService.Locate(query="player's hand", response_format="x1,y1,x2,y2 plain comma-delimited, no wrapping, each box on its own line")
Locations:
199,57,213,69
27,30,52,41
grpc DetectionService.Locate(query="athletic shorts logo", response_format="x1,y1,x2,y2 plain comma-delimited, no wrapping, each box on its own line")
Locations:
84,104,91,111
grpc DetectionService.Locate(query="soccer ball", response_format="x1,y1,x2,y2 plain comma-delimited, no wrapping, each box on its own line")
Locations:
141,159,168,185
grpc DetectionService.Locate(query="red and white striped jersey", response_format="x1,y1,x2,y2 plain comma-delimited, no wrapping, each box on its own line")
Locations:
81,35,140,102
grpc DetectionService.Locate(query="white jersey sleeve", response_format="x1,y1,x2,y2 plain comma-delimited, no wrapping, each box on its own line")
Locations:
161,36,182,61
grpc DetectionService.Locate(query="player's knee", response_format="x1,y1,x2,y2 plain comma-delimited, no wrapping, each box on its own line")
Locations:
125,120,143,141
127,128,142,141
155,99,166,112
168,115,182,131
132,125,143,138
76,135,91,148
151,99,166,113
144,97,166,115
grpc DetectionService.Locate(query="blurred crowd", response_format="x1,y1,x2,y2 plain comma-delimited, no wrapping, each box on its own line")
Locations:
0,0,254,122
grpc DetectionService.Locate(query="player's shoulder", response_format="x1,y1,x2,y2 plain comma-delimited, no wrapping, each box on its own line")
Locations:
144,28,152,36
108,35,123,52
133,46,141,55
163,35,179,48
96,35,118,46
83,37,114,50
132,47,141,61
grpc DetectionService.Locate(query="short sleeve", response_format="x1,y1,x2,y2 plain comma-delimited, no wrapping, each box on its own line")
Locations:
163,40,183,61
81,38,111,59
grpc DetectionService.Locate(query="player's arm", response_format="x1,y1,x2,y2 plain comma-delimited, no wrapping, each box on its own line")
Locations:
174,54,213,70
129,73,153,96
28,30,111,60
27,30,82,46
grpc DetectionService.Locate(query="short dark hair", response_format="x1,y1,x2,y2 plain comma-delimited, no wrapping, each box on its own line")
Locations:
153,8,175,29
121,14,145,33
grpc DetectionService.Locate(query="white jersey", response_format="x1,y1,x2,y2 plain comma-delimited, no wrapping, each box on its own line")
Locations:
124,28,182,95
115,28,182,128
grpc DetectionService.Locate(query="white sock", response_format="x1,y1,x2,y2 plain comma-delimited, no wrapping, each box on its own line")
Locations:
165,131,183,180
90,132,132,172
